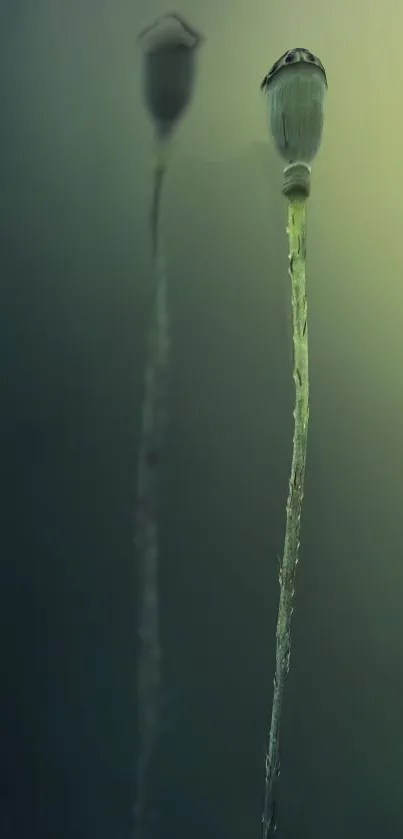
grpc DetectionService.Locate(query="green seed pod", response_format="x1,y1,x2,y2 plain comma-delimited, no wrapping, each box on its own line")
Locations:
261,48,327,197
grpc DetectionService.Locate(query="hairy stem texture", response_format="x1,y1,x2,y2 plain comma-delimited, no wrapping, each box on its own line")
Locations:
262,198,309,839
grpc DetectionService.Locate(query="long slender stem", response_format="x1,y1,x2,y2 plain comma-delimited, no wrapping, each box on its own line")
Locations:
134,249,169,839
262,197,309,839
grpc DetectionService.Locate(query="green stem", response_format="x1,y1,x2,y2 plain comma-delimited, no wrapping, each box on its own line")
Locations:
262,197,309,839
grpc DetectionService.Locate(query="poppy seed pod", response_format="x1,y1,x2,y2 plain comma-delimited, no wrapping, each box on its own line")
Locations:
261,48,327,198
138,12,204,139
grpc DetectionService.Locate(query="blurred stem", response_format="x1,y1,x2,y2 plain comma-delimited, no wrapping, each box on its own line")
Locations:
150,131,171,258
134,213,170,837
262,198,309,839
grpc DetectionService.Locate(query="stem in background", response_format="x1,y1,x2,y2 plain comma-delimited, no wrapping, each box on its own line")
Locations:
262,198,309,839
134,251,169,839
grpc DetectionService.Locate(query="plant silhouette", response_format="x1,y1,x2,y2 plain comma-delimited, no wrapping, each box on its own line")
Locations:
135,14,204,839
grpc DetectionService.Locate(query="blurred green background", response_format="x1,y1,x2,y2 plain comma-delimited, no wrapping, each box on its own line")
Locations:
1,1,402,837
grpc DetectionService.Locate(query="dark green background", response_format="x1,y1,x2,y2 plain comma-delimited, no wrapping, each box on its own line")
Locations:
1,1,402,837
